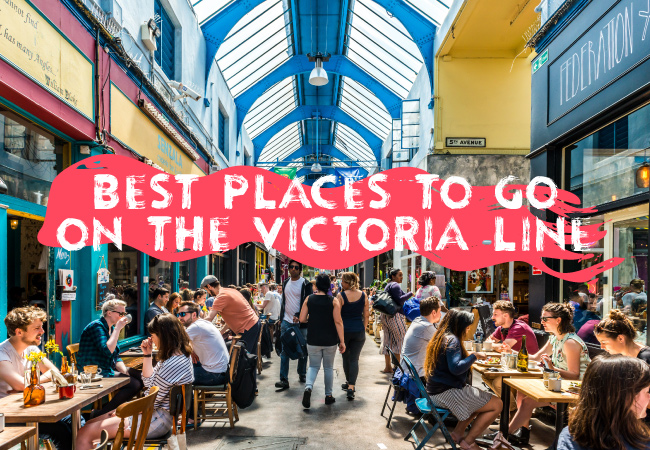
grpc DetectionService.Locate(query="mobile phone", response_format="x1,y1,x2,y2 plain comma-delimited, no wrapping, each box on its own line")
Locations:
542,359,551,370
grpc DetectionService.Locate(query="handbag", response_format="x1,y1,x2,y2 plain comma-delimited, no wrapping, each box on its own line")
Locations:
166,386,187,450
372,289,399,317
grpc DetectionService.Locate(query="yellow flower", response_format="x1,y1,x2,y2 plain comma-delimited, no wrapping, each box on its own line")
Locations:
26,351,46,364
44,338,63,357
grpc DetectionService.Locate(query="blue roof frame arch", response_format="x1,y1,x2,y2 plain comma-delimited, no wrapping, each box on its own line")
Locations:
296,166,369,179
237,55,401,133
268,144,355,165
253,105,382,163
202,0,437,91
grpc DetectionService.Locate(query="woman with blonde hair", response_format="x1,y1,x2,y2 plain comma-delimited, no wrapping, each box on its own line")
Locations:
338,272,369,400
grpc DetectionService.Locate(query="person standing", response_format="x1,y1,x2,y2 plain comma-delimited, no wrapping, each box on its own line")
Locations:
78,299,144,417
400,296,442,380
260,281,281,324
622,279,647,313
276,260,311,390
145,287,170,334
204,276,261,354
380,269,411,373
299,273,345,408
177,302,229,386
557,354,650,450
338,272,369,400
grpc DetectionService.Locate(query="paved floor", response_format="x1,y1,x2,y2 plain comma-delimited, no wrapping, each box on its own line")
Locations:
186,334,556,449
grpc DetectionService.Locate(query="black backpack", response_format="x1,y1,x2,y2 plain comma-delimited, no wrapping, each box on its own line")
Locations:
230,342,258,409
260,323,273,359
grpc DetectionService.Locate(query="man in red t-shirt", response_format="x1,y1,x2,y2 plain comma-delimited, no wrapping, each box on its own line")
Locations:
484,301,539,410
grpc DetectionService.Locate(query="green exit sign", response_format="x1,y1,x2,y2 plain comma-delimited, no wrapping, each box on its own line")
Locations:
532,49,549,74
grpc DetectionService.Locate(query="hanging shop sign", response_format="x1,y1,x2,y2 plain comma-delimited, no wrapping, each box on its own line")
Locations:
0,0,94,119
547,0,650,123
110,84,205,176
446,138,486,147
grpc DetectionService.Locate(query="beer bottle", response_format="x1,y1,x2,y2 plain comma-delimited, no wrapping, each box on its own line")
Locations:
61,357,75,384
516,335,529,373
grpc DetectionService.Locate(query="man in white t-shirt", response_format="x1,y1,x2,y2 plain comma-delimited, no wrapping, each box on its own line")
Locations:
0,306,76,449
259,281,281,323
177,301,229,386
275,260,310,390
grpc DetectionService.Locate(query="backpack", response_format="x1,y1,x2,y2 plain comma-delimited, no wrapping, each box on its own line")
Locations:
274,323,283,356
230,342,258,409
260,322,273,359
280,324,307,360
372,289,399,317
402,297,421,321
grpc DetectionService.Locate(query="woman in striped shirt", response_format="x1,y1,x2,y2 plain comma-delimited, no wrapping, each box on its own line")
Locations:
76,314,194,448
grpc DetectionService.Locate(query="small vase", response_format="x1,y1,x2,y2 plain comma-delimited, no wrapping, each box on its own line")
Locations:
23,364,45,407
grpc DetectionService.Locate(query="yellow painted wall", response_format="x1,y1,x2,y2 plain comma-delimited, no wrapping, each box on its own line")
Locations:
435,57,532,154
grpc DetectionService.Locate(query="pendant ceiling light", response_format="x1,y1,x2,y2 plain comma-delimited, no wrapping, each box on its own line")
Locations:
308,53,331,86
311,162,322,172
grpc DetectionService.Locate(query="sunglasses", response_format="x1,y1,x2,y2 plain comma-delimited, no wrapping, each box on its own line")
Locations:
289,265,300,270
541,316,557,322
112,311,127,317
176,312,190,317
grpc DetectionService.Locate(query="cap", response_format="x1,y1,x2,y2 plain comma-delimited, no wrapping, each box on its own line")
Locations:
200,275,219,289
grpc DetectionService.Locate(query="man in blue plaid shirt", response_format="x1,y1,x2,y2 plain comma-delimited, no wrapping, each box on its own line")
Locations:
78,299,143,417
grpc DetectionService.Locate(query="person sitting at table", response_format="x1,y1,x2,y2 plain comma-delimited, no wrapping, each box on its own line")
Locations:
145,287,170,335
483,300,539,410
76,314,194,448
0,306,79,450
77,299,144,418
166,292,181,316
204,275,261,354
424,309,502,450
595,309,650,364
193,289,209,317
239,287,260,317
499,302,590,446
177,301,229,386
557,354,650,450
572,295,601,332
400,296,442,381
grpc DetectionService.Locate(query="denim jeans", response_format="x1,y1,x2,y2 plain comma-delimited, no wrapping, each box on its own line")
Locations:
279,320,307,381
193,362,227,386
305,344,338,396
239,319,261,355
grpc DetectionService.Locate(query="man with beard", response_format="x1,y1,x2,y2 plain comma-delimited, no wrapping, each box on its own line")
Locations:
0,306,80,449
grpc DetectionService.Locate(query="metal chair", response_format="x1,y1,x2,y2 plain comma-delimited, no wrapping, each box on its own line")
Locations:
402,356,457,450
193,342,241,429
380,347,407,428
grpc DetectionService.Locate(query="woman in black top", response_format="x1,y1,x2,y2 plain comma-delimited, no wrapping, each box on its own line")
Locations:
299,273,345,408
338,272,369,400
595,310,650,365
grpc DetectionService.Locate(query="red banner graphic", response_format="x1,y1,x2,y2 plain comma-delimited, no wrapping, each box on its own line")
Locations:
37,155,622,282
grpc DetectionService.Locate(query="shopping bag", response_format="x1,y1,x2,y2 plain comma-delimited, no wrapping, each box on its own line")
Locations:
166,386,187,450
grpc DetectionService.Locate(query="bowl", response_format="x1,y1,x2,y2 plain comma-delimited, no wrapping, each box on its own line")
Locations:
528,361,539,370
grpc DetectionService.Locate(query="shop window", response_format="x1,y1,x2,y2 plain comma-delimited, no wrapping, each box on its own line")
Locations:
154,0,176,80
0,108,64,204
218,108,228,159
107,244,140,339
566,102,650,208
149,257,172,293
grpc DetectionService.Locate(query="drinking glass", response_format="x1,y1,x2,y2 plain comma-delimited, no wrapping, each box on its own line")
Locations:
80,372,92,388
463,340,473,352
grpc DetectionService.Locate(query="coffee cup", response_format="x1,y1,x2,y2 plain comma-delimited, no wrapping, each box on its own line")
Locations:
125,314,132,324
482,341,493,351
548,378,562,392
528,360,539,370
84,365,99,375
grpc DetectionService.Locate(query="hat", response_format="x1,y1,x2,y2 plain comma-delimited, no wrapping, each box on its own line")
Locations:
200,275,219,288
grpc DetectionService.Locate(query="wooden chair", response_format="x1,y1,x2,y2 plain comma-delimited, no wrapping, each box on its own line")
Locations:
144,384,192,447
193,342,241,429
113,386,159,450
94,430,109,450
257,321,266,374
66,343,79,366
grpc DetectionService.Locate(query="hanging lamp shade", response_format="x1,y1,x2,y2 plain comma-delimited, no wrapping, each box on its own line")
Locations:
309,58,328,86
636,163,650,188
311,162,322,173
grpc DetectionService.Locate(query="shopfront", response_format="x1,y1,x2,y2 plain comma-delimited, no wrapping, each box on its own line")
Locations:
528,0,650,341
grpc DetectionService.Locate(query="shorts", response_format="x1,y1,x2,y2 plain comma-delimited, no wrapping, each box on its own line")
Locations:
126,407,173,439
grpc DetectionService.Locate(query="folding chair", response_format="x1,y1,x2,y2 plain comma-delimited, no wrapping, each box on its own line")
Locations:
380,347,407,428
402,356,457,450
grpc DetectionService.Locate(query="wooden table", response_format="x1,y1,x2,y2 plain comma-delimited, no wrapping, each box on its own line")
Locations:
0,377,129,450
472,364,544,380
502,378,579,449
0,426,37,450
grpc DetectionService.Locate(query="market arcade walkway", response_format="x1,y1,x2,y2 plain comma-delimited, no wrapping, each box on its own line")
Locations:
186,334,556,449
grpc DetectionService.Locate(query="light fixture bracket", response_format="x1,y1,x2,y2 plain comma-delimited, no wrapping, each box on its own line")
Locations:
307,52,331,62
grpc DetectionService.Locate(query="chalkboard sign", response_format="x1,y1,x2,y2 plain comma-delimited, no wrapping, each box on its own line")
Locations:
96,268,110,310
